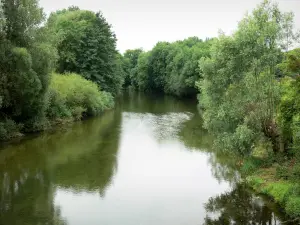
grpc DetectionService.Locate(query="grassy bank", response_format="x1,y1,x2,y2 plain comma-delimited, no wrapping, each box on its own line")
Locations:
242,158,300,220
0,73,114,141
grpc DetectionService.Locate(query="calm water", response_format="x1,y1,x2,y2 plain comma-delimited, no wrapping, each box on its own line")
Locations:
0,92,291,225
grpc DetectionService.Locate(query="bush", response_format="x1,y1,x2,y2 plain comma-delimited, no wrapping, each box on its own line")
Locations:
286,197,300,217
290,163,300,181
241,157,263,175
46,88,71,119
276,165,290,180
0,119,22,141
262,182,293,203
46,73,114,121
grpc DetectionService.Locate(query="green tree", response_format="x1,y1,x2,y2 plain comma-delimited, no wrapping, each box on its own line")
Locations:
0,0,57,138
198,0,295,155
123,49,143,87
48,8,122,94
277,48,300,76
127,37,213,97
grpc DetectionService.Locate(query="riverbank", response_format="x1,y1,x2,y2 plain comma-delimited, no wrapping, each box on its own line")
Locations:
244,162,300,220
0,92,292,225
0,73,114,142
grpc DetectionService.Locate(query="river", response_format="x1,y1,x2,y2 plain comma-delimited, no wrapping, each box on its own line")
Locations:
0,92,292,225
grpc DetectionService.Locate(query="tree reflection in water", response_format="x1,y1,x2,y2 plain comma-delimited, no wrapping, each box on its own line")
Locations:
0,109,121,225
203,183,293,225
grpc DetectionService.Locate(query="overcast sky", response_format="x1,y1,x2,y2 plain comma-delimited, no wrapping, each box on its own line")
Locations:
39,0,300,53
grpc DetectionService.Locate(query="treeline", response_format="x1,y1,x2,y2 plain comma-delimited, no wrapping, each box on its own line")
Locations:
122,0,300,158
121,37,214,97
0,1,123,140
122,0,300,217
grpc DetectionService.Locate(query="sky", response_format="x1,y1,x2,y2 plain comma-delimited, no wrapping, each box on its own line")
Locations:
39,0,300,53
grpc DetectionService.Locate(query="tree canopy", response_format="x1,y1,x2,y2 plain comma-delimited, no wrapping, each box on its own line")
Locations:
123,37,214,97
47,8,123,94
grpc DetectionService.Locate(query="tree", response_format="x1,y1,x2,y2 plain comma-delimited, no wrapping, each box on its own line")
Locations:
126,37,213,97
198,0,296,155
277,48,300,76
48,8,122,94
279,12,300,52
123,49,143,87
0,0,57,136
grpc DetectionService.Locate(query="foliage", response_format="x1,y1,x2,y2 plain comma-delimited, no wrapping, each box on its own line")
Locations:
123,49,143,88
247,171,300,219
197,0,294,156
241,157,264,175
124,37,213,97
0,0,57,139
47,8,123,94
0,119,21,141
277,48,300,77
277,76,300,154
286,197,300,217
47,73,114,121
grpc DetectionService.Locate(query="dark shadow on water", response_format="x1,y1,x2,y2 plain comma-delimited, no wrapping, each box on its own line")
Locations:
203,183,293,225
0,109,121,225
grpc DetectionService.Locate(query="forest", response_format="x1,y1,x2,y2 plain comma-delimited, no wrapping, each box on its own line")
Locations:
1,0,300,219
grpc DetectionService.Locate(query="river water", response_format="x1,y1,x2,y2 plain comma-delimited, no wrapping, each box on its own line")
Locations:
0,92,291,225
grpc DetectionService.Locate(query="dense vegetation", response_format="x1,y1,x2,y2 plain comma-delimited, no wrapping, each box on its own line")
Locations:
197,1,300,219
47,73,114,121
47,8,124,94
0,0,120,140
1,0,300,219
121,0,300,218
122,37,214,97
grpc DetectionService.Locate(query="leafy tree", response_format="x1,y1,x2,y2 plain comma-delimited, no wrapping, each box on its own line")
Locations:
198,0,296,155
135,52,151,91
128,37,213,97
48,8,123,94
0,0,57,138
123,49,143,87
279,12,300,52
277,48,300,76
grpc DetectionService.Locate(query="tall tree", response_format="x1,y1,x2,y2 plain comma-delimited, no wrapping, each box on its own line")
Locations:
0,0,56,135
198,0,296,155
48,8,123,94
123,49,143,88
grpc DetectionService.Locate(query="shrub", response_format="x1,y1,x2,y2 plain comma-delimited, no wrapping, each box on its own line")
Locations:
0,119,22,141
263,182,293,203
246,176,264,190
241,157,263,175
276,165,290,180
286,197,300,217
46,88,71,119
46,73,114,121
290,163,300,181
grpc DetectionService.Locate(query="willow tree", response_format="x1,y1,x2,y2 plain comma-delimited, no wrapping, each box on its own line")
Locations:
198,0,297,155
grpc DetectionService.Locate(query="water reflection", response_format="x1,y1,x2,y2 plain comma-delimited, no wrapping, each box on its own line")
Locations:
54,111,121,196
0,92,291,225
203,184,292,225
0,110,120,225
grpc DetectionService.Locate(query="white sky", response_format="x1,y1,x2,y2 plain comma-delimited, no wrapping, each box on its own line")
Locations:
40,0,300,53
